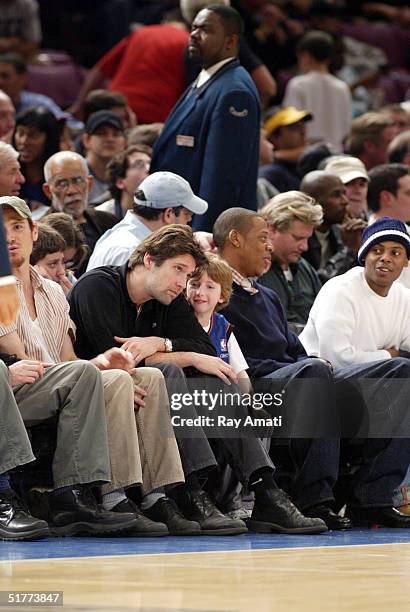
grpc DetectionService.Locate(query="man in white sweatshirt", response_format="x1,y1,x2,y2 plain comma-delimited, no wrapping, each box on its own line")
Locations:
300,216,410,523
301,216,410,367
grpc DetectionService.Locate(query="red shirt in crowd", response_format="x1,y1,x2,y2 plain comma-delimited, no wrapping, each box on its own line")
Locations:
97,24,189,124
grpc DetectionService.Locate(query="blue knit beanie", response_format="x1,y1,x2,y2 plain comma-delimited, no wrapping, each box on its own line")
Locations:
358,216,410,265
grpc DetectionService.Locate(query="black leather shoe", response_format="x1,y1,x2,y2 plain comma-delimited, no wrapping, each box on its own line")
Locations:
112,498,168,536
348,505,410,528
177,489,247,535
144,497,201,535
0,492,49,541
248,488,328,534
304,504,352,530
32,487,138,536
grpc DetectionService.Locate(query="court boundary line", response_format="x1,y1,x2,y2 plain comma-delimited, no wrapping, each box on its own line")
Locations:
1,540,410,564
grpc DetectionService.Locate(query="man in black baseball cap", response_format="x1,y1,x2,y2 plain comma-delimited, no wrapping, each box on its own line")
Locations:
83,110,126,204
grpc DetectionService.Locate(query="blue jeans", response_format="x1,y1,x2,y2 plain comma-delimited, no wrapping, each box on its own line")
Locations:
260,357,410,509
393,464,410,507
334,358,410,507
261,358,339,510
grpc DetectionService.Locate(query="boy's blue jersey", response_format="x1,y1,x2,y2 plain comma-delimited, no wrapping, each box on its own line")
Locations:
208,312,232,364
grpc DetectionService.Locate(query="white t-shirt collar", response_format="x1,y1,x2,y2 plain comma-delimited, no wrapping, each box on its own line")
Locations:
196,57,235,88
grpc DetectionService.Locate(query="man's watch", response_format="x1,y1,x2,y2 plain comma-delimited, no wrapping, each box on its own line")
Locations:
163,338,173,353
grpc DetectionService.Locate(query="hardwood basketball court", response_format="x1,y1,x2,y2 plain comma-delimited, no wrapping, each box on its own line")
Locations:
1,530,410,611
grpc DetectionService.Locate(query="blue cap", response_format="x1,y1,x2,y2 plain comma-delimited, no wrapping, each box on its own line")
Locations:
357,216,410,265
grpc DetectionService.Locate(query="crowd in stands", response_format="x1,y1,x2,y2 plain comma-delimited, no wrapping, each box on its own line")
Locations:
1,0,410,541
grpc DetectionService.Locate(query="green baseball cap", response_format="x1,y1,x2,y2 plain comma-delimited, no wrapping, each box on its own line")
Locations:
0,196,32,219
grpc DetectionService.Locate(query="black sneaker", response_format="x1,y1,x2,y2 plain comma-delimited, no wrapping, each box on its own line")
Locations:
112,498,168,536
37,487,138,536
144,497,201,535
348,505,410,528
0,492,49,541
177,489,247,535
304,504,352,530
249,488,328,534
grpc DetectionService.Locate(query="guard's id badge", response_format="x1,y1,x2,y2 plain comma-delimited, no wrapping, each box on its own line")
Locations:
176,135,195,147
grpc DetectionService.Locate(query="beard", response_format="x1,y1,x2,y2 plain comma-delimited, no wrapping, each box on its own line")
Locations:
62,202,85,220
153,289,175,305
149,281,178,305
10,252,25,270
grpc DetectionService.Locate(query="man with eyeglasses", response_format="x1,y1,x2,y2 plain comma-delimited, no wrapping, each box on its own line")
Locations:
95,145,151,220
41,150,118,275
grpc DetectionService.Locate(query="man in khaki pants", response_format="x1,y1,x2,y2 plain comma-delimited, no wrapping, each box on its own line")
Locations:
0,196,192,536
0,207,136,539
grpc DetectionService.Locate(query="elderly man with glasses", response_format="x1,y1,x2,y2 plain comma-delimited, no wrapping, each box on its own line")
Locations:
41,151,119,275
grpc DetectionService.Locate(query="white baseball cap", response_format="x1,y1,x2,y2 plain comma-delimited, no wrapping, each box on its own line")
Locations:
324,156,369,184
134,172,208,215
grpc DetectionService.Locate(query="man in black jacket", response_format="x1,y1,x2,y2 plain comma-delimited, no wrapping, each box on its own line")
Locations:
300,170,367,283
259,191,323,328
68,223,327,535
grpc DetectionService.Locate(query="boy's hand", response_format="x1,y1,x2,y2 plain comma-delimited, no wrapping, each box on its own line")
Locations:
191,353,237,385
57,273,73,296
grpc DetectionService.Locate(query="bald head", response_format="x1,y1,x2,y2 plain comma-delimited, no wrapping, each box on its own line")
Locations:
44,151,88,182
0,89,13,107
300,171,342,200
300,171,348,225
0,89,11,101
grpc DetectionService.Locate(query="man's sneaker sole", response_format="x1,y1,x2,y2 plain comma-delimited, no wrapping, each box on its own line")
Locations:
248,519,328,534
0,525,50,541
50,517,137,536
201,525,248,536
121,526,169,537
168,526,201,536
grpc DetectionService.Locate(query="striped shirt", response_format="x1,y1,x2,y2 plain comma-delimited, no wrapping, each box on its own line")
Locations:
230,267,259,295
0,266,75,363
